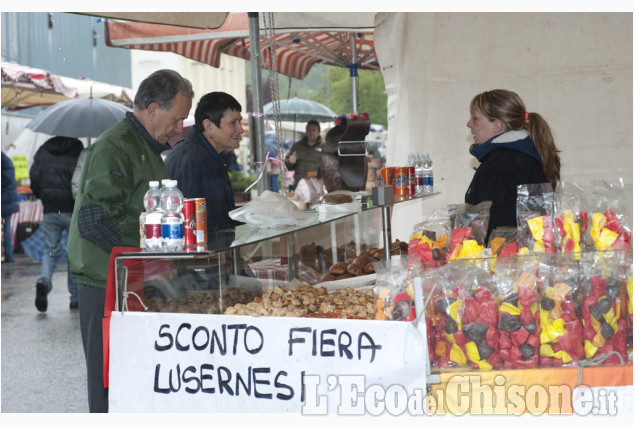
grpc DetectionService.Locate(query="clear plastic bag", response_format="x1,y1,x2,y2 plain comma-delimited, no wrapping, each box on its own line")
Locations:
229,190,317,228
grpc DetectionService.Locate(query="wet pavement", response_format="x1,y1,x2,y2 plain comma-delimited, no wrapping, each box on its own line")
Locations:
1,253,88,413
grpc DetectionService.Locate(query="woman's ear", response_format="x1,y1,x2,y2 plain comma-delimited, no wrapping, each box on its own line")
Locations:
493,119,503,133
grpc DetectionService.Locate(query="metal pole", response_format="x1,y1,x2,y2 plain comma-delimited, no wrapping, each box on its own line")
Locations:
350,36,359,114
248,12,267,194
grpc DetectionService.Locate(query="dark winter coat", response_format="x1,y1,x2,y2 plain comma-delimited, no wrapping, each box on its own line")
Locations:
1,152,20,217
29,136,84,214
164,126,237,233
284,137,323,185
465,130,548,240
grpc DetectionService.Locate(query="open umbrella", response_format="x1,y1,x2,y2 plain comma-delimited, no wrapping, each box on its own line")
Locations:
263,98,336,123
263,98,336,142
26,96,131,139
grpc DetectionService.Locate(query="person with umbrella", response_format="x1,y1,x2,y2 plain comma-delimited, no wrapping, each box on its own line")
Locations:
284,120,323,190
29,135,83,312
66,69,194,413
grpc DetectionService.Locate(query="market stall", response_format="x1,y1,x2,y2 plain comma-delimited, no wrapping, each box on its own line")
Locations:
106,176,632,414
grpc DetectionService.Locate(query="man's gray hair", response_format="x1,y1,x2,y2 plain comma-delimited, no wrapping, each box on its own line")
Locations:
134,69,194,111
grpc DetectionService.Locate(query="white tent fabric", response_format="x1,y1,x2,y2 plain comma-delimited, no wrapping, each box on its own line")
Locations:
374,12,633,241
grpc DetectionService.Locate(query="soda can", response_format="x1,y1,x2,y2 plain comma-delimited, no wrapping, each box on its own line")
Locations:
194,198,207,248
380,167,394,187
183,199,197,251
393,167,408,196
406,166,415,195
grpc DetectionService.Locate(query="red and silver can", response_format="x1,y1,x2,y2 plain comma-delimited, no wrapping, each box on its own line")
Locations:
393,167,408,196
183,198,197,252
380,167,394,187
194,198,207,251
406,166,415,195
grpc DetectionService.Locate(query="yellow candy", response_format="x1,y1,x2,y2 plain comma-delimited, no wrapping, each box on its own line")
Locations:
584,340,598,358
553,349,573,364
448,300,462,327
540,344,555,357
406,283,414,300
465,341,481,363
500,302,521,315
591,212,607,239
563,210,580,242
533,240,546,252
477,360,493,370
449,343,467,365
528,215,544,240
419,235,433,247
597,228,618,250
628,276,633,315
459,239,484,258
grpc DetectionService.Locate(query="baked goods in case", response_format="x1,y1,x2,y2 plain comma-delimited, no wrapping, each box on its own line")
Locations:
321,193,354,204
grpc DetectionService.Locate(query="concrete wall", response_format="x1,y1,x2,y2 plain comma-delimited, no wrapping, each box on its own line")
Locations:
374,12,633,241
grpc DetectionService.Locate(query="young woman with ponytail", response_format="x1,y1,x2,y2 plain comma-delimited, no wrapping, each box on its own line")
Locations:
464,89,561,242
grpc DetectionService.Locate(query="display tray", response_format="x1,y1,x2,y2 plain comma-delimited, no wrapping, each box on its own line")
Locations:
314,273,376,291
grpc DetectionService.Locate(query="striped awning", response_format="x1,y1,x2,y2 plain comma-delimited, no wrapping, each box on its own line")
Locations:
104,12,378,80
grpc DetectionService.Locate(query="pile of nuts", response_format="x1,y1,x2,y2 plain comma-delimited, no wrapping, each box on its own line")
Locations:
144,287,261,314
223,284,377,319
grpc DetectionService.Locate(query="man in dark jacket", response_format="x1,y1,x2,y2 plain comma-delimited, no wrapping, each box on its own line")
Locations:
29,136,84,312
2,152,20,263
165,91,243,237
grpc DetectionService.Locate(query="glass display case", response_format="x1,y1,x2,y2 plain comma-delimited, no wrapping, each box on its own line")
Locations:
113,192,439,315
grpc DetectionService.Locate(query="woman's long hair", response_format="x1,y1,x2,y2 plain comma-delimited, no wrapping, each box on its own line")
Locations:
470,89,561,189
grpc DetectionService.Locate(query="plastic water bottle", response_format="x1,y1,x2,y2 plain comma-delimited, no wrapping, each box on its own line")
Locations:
160,180,184,251
422,153,434,195
414,153,425,196
143,181,162,251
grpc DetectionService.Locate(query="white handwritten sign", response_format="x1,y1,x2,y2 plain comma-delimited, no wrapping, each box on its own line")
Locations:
108,312,428,413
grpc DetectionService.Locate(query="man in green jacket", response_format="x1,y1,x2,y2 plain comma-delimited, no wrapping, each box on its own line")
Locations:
67,69,193,412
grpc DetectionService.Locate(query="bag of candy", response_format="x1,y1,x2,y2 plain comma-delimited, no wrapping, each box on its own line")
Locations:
488,226,520,257
554,181,590,255
409,206,452,268
589,178,632,251
428,260,500,369
538,253,585,367
516,183,556,254
579,250,629,365
494,254,542,369
373,255,413,321
447,201,492,260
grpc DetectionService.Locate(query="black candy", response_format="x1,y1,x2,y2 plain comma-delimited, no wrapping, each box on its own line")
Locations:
463,322,489,342
519,344,535,358
498,314,523,332
392,299,413,321
523,320,537,334
601,322,615,340
606,277,621,300
475,340,493,360
437,297,457,314
445,316,459,334
541,297,555,311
